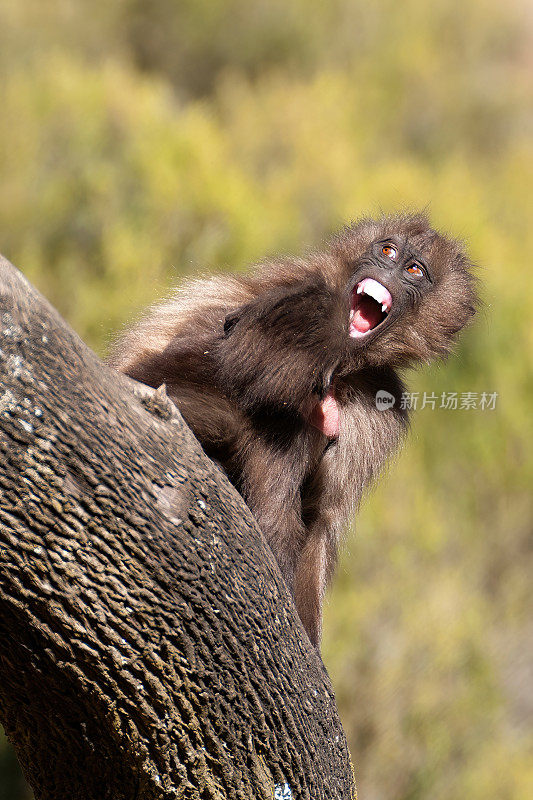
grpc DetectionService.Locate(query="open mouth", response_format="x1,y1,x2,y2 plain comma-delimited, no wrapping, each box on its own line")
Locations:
349,278,392,338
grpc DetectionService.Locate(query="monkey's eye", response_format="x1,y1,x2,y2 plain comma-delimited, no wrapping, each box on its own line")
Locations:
406,264,425,278
381,244,398,260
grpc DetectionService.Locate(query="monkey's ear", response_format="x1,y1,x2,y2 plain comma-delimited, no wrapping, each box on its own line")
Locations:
223,310,240,336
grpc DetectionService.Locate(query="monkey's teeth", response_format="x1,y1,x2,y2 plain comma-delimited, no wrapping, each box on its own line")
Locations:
356,278,393,312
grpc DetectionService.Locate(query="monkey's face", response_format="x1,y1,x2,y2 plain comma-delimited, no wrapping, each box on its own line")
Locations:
348,236,429,341
332,215,478,369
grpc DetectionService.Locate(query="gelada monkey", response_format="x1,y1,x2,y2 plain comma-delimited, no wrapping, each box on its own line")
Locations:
110,213,477,648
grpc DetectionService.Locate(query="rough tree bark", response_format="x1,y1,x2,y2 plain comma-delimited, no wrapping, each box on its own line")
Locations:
0,255,356,800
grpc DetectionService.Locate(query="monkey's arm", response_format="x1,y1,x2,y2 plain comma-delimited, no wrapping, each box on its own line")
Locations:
214,278,348,416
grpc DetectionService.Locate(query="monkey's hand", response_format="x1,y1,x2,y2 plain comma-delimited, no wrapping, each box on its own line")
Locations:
213,278,348,417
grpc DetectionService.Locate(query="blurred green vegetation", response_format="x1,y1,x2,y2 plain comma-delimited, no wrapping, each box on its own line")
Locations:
0,1,531,798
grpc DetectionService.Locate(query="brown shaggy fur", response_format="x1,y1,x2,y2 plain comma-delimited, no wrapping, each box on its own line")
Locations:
109,213,477,647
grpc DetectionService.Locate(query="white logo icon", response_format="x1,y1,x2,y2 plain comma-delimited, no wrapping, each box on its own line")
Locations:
375,390,395,411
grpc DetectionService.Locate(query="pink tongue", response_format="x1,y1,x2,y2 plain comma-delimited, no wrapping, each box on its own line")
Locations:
310,392,339,438
352,301,382,333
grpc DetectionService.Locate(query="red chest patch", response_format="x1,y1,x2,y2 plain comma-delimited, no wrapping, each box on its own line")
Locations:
309,392,340,438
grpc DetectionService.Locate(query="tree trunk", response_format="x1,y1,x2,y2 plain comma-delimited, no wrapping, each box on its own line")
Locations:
0,256,356,800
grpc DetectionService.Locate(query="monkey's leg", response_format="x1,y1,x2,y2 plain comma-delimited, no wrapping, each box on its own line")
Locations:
295,454,344,648
240,434,310,597
293,532,329,648
254,498,308,597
